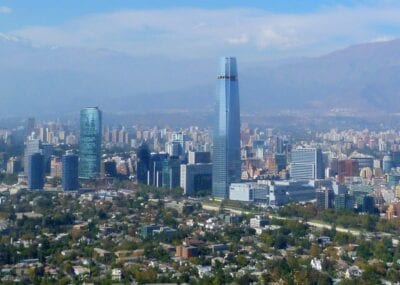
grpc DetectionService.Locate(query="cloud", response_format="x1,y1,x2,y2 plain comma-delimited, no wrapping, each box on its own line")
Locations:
0,6,12,14
7,4,400,60
226,34,249,45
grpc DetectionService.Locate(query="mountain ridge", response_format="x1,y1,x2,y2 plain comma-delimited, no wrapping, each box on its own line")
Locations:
1,37,400,117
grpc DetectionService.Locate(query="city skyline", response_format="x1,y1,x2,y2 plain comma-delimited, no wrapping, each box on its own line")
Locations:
1,2,400,284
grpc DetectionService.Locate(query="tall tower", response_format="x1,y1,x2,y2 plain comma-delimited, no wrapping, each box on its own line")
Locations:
79,107,102,179
62,151,79,191
27,153,44,190
212,57,241,199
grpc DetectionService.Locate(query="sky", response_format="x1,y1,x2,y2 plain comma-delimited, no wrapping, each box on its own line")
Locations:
1,0,400,60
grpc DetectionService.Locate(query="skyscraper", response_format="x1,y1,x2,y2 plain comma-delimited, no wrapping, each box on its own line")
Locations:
62,152,79,191
27,153,44,190
79,107,102,179
136,144,151,184
24,137,41,172
212,57,241,199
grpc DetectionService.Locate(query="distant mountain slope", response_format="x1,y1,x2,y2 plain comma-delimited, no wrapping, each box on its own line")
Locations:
241,39,400,113
1,36,400,117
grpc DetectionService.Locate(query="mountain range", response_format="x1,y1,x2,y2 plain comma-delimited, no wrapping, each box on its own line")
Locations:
1,35,400,118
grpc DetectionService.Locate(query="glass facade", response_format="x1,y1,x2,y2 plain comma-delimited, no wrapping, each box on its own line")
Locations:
79,107,102,179
62,153,79,191
136,144,151,184
212,57,241,199
28,152,44,190
290,148,324,181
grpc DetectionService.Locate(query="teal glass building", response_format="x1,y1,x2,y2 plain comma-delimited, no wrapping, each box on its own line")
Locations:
79,107,102,179
212,57,241,199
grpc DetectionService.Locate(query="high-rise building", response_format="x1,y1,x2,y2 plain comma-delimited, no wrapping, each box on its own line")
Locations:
136,144,151,184
62,152,79,191
383,155,392,174
289,148,324,181
148,152,168,187
50,157,62,178
6,157,21,175
26,117,35,136
338,159,359,184
162,157,181,189
41,143,54,174
212,57,241,199
24,138,41,171
103,160,117,177
335,193,355,210
188,151,211,164
79,107,102,179
181,163,212,196
27,153,44,190
316,188,334,209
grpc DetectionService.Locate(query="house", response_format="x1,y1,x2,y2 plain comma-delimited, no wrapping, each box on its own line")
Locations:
345,266,362,279
112,268,122,281
93,248,112,261
197,266,212,278
73,266,90,277
311,258,322,271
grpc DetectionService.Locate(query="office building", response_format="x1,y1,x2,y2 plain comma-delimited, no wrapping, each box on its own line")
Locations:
42,143,54,174
338,159,359,184
27,153,44,190
50,157,62,177
383,155,392,174
316,188,335,209
62,152,79,191
212,57,241,199
162,157,181,189
24,137,41,171
361,196,375,214
104,160,117,177
229,183,268,202
350,154,374,170
79,107,102,179
188,151,211,164
136,144,151,184
289,148,324,181
6,157,21,175
181,163,212,196
335,194,355,210
165,141,181,157
148,152,168,187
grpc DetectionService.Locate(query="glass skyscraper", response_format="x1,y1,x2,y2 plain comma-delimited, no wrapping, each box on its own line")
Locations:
212,57,241,199
62,152,79,191
27,152,44,190
79,107,102,179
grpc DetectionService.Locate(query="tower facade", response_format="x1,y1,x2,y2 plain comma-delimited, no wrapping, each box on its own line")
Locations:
136,144,151,184
212,57,241,199
62,152,79,191
79,107,102,179
27,153,44,190
290,148,324,181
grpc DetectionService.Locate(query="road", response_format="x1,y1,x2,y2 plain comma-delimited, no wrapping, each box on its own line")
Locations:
202,202,398,244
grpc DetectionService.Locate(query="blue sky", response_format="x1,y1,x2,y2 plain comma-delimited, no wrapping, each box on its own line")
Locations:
1,0,400,60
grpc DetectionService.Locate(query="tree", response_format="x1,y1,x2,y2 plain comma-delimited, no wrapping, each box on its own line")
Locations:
310,243,322,257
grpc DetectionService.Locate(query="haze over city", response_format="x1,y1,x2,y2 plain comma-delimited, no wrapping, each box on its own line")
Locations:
1,0,400,118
